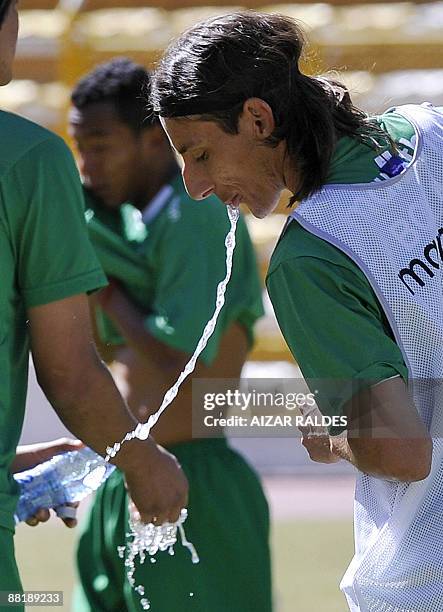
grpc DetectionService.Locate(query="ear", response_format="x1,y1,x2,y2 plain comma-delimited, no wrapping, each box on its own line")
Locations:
239,98,275,141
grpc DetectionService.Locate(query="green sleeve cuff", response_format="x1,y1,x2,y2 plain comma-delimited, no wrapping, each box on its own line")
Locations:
23,268,107,309
324,362,408,435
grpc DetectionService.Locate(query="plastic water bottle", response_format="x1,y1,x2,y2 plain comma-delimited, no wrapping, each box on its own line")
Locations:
13,447,115,523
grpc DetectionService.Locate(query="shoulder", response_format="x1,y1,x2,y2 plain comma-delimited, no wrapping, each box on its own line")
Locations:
383,104,443,143
0,111,72,178
378,107,416,142
0,110,63,153
268,218,361,278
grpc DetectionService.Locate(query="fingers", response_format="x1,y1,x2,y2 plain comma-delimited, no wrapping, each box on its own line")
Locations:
25,508,50,527
166,506,183,524
33,438,84,467
52,438,84,453
25,503,79,529
55,503,79,528
129,501,183,526
123,442,189,527
62,517,78,529
301,434,341,464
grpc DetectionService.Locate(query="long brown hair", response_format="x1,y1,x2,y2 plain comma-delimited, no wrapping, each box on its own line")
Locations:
151,11,393,202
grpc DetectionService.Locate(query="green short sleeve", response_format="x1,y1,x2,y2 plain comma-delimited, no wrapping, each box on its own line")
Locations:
266,237,408,434
2,136,106,308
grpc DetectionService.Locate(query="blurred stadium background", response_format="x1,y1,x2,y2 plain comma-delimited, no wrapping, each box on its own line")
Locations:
9,0,442,609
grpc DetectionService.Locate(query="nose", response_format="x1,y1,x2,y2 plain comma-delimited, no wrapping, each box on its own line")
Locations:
182,161,214,201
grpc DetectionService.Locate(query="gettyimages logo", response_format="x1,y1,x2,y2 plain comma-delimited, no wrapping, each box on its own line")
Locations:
192,378,349,438
202,388,316,411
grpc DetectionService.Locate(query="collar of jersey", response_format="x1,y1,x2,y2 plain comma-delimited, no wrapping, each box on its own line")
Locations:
141,184,174,225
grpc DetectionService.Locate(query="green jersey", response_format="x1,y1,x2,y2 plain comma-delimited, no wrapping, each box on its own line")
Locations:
0,112,106,530
267,111,416,433
86,174,264,365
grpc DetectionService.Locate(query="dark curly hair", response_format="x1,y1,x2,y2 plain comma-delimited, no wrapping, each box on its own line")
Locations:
71,57,156,132
151,11,393,203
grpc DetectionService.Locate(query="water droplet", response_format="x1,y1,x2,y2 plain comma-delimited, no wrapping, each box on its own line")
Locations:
117,546,126,559
135,422,150,440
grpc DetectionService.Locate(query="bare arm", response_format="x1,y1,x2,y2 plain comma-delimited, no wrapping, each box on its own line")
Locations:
12,439,83,474
302,377,432,482
96,280,188,373
93,282,196,447
28,293,188,522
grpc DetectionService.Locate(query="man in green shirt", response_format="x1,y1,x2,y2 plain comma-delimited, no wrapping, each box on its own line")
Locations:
0,5,187,608
69,58,272,611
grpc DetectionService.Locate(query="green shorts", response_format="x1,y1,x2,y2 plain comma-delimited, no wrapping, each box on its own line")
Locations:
73,438,272,611
0,527,24,612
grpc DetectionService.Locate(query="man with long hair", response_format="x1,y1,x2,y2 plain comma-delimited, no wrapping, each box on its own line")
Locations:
151,11,443,611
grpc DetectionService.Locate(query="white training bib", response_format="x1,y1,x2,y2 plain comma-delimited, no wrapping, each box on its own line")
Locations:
292,103,443,612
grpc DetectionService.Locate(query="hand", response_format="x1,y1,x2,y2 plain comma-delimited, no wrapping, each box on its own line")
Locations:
13,438,84,528
297,401,341,464
300,433,341,464
12,438,84,474
123,442,188,524
24,503,80,529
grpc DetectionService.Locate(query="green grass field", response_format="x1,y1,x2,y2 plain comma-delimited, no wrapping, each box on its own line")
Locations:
272,521,353,612
15,518,353,611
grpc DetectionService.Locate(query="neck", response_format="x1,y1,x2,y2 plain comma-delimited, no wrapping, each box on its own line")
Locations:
281,145,301,197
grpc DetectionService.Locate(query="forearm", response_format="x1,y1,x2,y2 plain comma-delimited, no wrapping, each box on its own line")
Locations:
332,377,433,481
42,353,156,470
28,274,188,522
329,436,357,468
98,288,186,371
11,439,83,474
330,435,432,482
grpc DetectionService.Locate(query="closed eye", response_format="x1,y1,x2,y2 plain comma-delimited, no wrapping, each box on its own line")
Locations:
196,151,208,162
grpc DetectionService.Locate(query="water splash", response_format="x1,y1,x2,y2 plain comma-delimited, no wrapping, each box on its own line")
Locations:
122,508,199,610
106,206,240,610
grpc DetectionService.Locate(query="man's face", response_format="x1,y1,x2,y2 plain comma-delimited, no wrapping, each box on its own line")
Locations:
161,112,284,219
0,0,19,86
69,101,148,208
